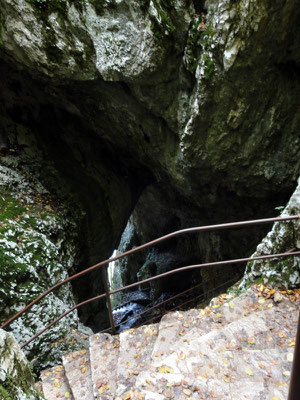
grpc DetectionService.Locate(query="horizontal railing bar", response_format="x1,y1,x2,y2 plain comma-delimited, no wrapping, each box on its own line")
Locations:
109,250,300,296
20,250,300,348
1,215,298,330
20,293,106,349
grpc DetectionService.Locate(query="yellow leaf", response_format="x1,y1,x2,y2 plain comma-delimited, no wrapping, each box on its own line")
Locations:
158,365,174,374
228,302,234,309
287,353,294,362
65,392,70,399
245,369,253,376
283,371,290,377
247,338,255,345
223,377,230,383
272,397,281,400
258,299,265,304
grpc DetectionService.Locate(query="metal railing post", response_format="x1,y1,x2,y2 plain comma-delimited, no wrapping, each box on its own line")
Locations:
288,309,300,400
102,266,116,334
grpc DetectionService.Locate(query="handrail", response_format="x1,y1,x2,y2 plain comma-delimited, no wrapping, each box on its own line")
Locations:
20,249,300,348
1,215,299,330
2,214,300,398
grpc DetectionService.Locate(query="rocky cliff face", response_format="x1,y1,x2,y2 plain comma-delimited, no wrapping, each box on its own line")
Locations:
0,153,92,371
0,328,43,399
240,178,300,289
0,0,299,371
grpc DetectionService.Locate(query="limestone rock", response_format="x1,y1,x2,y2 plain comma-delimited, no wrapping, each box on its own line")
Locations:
0,0,299,363
0,329,44,399
0,155,91,372
240,178,300,288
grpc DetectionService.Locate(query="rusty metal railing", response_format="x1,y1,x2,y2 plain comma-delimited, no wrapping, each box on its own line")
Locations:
1,215,299,397
1,215,299,331
18,248,300,348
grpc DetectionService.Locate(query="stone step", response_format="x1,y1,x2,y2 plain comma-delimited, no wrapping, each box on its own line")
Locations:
135,298,299,400
40,365,74,400
89,332,120,399
151,288,260,358
62,349,94,400
115,324,159,399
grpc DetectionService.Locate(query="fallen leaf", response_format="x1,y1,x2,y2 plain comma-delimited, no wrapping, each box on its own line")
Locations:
274,292,282,302
228,301,234,309
283,371,290,376
245,369,253,376
158,365,174,374
64,392,70,398
287,353,294,362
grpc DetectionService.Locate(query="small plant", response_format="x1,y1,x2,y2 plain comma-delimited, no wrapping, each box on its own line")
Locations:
203,54,215,79
275,206,285,212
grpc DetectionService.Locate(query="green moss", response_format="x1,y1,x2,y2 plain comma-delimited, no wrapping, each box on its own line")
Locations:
0,193,26,220
150,0,176,41
185,20,216,76
203,54,215,79
0,368,38,400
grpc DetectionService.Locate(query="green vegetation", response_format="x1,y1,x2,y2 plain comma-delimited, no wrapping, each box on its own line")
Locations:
0,193,26,220
0,187,73,322
185,19,216,78
0,364,39,400
149,0,176,41
203,54,215,79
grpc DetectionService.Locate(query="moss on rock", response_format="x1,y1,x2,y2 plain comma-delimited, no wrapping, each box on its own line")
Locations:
0,154,91,373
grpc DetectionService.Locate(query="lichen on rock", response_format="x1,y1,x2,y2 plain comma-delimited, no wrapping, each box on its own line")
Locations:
0,153,91,372
0,329,44,400
240,178,300,289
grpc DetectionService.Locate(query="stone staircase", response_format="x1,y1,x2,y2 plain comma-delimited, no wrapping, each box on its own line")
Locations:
38,286,300,400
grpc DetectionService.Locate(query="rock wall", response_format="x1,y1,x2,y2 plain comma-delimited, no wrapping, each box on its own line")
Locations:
0,151,92,372
0,328,43,399
240,178,300,289
0,0,299,368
